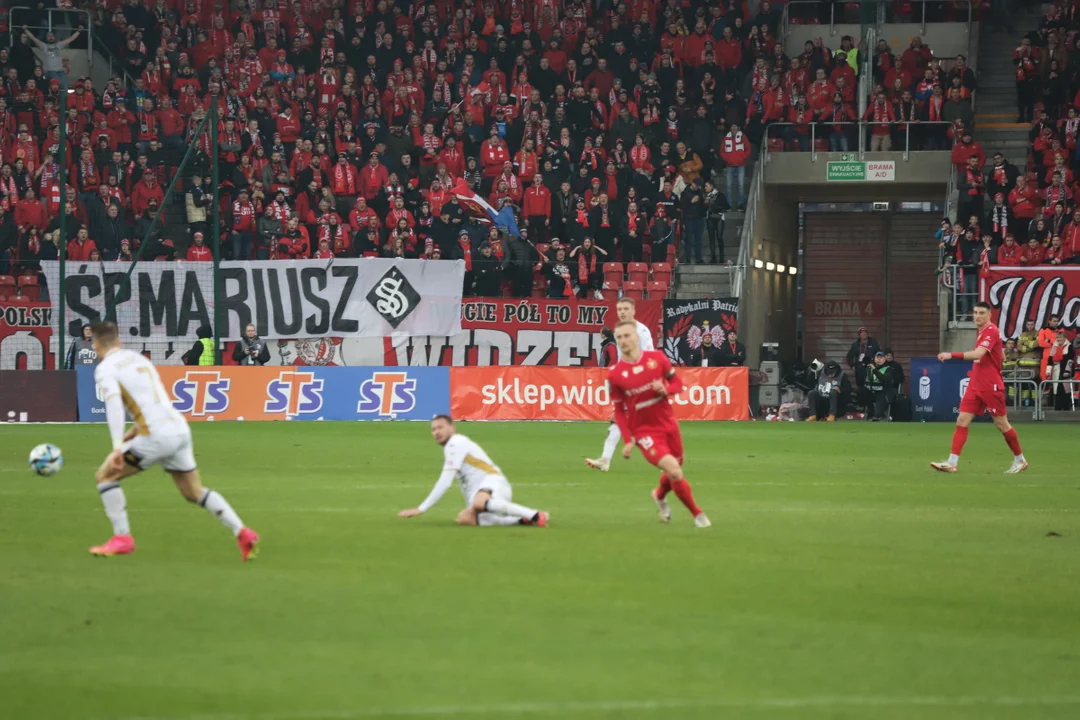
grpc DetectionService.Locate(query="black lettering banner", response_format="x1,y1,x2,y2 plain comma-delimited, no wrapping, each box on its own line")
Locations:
662,298,739,366
42,259,465,341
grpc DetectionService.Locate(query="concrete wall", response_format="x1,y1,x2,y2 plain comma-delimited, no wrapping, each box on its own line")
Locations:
763,151,954,188
785,23,979,68
741,186,799,368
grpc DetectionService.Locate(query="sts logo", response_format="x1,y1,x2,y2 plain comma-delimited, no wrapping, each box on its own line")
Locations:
265,371,324,416
358,372,417,418
918,371,931,400
172,372,232,417
959,377,970,399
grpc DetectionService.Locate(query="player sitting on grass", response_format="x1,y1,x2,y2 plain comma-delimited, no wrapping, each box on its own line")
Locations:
88,321,259,560
398,415,550,527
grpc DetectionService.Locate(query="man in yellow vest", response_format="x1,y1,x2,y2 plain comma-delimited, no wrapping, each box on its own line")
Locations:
181,325,216,365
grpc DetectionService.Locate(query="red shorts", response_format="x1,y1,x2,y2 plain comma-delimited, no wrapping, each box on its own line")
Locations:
959,388,1007,418
635,425,684,466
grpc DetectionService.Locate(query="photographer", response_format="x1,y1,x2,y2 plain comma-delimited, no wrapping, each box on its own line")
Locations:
807,361,852,421
864,351,896,421
232,324,270,366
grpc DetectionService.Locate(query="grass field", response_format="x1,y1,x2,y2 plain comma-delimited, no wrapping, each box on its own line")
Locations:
1,421,1079,720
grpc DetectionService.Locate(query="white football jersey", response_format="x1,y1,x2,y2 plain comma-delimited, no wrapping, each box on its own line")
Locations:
442,434,505,501
635,320,655,351
95,348,186,437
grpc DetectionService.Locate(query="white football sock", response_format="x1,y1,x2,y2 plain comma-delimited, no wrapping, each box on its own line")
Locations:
97,482,131,536
198,489,244,536
477,512,522,527
485,497,537,521
600,423,621,462
948,454,960,466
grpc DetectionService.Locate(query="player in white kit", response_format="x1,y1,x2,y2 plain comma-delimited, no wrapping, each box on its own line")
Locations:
585,297,655,472
88,321,260,560
398,415,550,527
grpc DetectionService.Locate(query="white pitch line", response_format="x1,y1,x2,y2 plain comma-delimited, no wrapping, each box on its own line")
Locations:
115,694,1080,720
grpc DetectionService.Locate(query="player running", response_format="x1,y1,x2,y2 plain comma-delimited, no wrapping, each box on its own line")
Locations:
586,297,654,472
931,301,1028,474
88,321,260,560
608,319,711,527
398,415,550,527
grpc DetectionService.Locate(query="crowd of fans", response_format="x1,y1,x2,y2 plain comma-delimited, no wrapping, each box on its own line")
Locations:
938,5,1080,317
0,0,820,301
762,32,976,154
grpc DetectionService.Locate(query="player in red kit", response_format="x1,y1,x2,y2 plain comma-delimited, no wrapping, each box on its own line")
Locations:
931,302,1028,474
607,320,711,527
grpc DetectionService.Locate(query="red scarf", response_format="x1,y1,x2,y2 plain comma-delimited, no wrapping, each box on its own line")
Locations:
334,164,356,195
577,250,596,284
873,102,889,123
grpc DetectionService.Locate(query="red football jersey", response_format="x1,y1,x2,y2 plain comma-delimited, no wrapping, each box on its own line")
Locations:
607,349,681,438
970,322,1005,392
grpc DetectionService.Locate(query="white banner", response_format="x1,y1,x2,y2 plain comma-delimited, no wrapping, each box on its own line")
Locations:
42,258,465,341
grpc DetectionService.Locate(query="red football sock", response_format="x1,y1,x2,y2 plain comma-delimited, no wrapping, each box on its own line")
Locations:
1003,428,1023,456
670,478,702,517
655,473,672,500
951,426,969,456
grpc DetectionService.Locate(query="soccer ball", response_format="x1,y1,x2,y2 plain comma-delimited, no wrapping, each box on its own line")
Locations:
29,443,63,476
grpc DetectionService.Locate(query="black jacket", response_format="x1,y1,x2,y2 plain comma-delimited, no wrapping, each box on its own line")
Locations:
846,337,882,368
717,340,746,366
687,343,721,367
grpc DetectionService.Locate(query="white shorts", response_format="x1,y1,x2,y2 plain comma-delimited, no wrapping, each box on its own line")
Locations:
122,428,197,473
465,474,512,507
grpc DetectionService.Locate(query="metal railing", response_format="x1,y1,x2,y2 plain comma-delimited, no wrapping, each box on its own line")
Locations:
731,159,760,299
1038,378,1080,419
1005,378,1042,419
762,121,954,163
942,263,979,324
883,0,974,37
780,1,886,39
8,8,92,69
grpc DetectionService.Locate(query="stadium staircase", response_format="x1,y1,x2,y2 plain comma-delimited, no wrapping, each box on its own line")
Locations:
972,8,1043,164
671,170,750,299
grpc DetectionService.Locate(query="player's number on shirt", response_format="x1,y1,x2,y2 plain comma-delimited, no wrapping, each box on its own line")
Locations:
637,436,654,450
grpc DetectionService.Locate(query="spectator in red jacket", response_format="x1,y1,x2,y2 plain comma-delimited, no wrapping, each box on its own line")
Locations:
14,187,47,232
951,130,986,173
358,153,389,202
900,36,934,75
231,188,256,260
1008,175,1038,241
998,233,1023,265
864,91,895,151
1020,236,1046,265
67,227,98,262
522,174,551,240
131,173,165,218
720,123,751,209
186,232,213,261
479,127,510,181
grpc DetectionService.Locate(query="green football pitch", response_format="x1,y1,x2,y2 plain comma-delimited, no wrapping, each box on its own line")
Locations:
1,421,1079,720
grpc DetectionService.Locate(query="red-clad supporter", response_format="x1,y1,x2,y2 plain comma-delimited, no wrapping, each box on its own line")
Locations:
998,234,1023,265
186,232,213,261
66,227,97,261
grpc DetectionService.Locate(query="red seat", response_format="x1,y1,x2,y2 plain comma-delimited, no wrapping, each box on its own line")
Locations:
18,284,40,301
603,261,623,285
531,287,547,298
621,280,644,300
602,280,620,294
640,243,651,261
651,262,673,285
767,137,786,153
647,281,669,299
666,245,677,263
813,137,828,152
17,274,37,286
0,275,15,297
627,261,648,285
535,243,550,258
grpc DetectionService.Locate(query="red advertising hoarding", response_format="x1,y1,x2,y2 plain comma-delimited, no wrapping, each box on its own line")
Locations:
449,366,749,421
